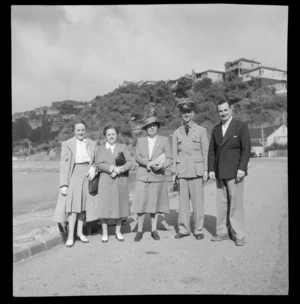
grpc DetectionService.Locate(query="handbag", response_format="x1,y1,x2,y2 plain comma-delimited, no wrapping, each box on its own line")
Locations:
89,172,100,195
115,151,128,177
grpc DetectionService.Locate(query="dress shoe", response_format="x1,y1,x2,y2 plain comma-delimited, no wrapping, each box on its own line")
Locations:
211,235,229,242
115,234,124,242
151,231,160,240
66,239,74,248
174,233,189,239
194,234,204,240
235,239,246,246
77,235,89,243
134,232,143,242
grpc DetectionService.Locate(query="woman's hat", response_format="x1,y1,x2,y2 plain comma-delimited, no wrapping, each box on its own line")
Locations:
176,98,196,110
141,117,161,130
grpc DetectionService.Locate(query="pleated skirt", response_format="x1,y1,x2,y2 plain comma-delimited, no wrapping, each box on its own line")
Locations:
65,163,89,213
131,180,170,214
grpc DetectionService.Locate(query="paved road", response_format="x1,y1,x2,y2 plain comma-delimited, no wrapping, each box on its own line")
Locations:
13,158,288,296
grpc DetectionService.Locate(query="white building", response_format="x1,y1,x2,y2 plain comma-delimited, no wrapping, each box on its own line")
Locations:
224,58,261,80
267,124,287,147
195,70,224,82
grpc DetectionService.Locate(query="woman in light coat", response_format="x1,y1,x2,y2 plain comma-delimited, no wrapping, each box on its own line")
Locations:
53,119,98,248
93,124,134,243
131,117,172,242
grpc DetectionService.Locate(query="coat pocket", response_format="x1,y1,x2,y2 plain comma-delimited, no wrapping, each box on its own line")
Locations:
195,155,204,176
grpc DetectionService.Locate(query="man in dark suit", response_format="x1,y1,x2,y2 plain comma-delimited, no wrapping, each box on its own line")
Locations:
208,100,251,246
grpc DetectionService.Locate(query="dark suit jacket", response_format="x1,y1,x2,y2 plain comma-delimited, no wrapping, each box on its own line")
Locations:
208,118,251,179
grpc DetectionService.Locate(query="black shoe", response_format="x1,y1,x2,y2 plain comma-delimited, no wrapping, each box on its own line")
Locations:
151,231,160,240
194,234,204,240
175,233,189,239
134,232,143,242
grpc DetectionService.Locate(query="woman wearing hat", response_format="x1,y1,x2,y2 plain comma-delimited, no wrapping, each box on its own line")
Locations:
92,124,134,243
131,117,172,242
53,118,98,248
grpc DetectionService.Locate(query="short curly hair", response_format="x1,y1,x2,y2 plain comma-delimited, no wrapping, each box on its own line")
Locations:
73,118,87,129
103,124,120,136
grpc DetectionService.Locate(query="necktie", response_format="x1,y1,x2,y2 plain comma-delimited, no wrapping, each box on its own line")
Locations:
185,124,189,135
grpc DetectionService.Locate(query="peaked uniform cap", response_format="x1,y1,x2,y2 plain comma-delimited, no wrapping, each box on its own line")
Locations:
176,99,196,110
141,117,161,130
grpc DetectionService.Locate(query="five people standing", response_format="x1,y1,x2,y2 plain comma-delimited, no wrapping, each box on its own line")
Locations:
54,99,251,247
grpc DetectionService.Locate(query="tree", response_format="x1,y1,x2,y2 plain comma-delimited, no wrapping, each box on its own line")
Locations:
12,118,32,141
174,77,193,98
193,78,212,93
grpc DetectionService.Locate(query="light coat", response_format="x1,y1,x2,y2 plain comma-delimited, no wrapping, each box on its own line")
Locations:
135,135,172,182
53,137,97,223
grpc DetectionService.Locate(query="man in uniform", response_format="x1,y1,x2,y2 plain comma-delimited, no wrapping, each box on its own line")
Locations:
172,99,209,240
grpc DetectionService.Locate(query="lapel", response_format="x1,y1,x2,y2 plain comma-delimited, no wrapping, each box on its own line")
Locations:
68,137,76,156
85,139,93,160
113,142,120,157
151,135,162,159
142,137,149,158
103,144,116,163
179,125,186,136
215,123,223,145
221,118,236,146
188,122,197,137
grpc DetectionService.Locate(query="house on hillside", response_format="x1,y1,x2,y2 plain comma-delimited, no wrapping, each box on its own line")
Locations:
224,58,261,80
28,119,42,129
249,124,287,154
195,69,224,82
242,66,287,89
46,107,60,115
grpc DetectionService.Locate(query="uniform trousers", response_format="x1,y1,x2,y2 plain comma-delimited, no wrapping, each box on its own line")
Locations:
216,178,245,240
178,177,204,235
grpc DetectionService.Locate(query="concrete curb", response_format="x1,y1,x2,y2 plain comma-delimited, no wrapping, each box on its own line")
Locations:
13,192,180,264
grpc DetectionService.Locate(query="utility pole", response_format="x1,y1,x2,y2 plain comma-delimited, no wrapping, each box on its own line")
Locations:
261,124,265,154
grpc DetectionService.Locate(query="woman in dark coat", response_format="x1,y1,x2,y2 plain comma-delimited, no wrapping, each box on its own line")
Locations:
131,117,172,242
53,118,98,248
93,124,134,242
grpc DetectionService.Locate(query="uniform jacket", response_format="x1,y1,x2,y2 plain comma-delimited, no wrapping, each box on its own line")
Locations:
135,135,172,182
53,137,97,223
208,118,251,179
172,121,209,178
94,142,134,185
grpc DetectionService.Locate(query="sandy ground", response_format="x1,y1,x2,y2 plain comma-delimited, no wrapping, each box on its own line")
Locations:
12,158,288,296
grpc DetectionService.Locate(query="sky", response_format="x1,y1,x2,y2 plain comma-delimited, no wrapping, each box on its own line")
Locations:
11,4,288,114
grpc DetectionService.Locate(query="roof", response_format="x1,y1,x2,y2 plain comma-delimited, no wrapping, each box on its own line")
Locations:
196,69,225,75
226,58,261,65
242,66,287,74
249,126,277,139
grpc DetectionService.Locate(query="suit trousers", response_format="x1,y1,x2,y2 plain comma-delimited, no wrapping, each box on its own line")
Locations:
216,178,245,240
178,178,204,235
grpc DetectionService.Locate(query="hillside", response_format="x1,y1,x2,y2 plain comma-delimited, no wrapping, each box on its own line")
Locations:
12,77,287,159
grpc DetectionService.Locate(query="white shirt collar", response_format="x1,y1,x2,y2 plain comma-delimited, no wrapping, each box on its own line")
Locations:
75,138,86,144
222,116,233,128
106,142,116,149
